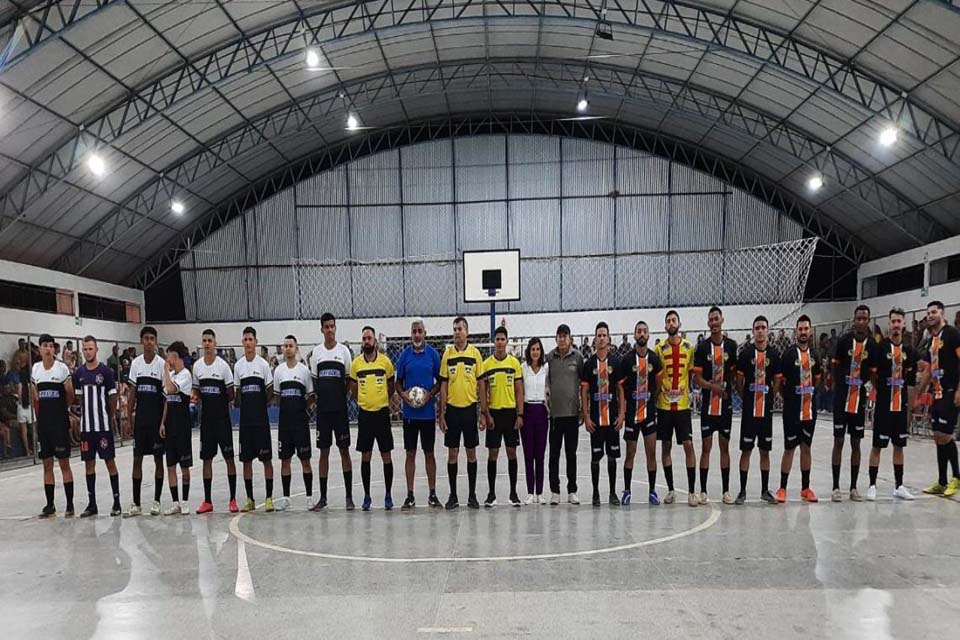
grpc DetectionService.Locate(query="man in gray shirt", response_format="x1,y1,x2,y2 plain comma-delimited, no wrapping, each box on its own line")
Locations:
546,324,584,505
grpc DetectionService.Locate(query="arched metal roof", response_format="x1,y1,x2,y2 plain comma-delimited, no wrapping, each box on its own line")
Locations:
1,0,958,286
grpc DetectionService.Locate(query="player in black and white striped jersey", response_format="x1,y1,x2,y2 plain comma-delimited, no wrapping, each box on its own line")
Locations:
273,335,315,510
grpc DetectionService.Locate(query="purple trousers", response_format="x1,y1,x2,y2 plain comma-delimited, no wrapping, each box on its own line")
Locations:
521,402,549,494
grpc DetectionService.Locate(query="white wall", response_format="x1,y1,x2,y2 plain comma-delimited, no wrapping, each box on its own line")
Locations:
0,258,143,305
858,235,960,280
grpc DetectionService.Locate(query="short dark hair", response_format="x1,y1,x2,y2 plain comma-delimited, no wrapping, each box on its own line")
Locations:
202,329,216,339
635,320,648,331
140,326,157,339
242,326,257,338
708,306,722,316
494,326,508,339
927,300,945,311
796,314,811,326
167,341,189,359
320,313,336,328
595,321,609,335
889,307,906,319
361,326,376,335
453,316,468,329
38,334,54,346
665,309,680,322
284,334,297,343
556,324,571,336
753,315,768,328
82,335,97,345
854,304,871,316
525,337,546,366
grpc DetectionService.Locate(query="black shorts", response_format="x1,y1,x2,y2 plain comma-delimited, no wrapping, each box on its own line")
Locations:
316,410,351,450
133,421,164,458
740,415,773,452
357,408,394,453
165,427,193,468
783,414,815,450
486,408,520,449
81,431,115,462
657,409,692,444
590,426,621,461
444,404,479,449
239,423,272,462
38,421,71,460
623,417,656,442
700,411,732,440
403,419,436,452
278,422,312,460
873,409,909,449
930,393,959,436
200,416,235,460
833,398,866,439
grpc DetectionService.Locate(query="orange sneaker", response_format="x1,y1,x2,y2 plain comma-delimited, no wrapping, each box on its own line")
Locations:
196,501,214,514
775,488,787,503
228,499,239,513
800,488,819,503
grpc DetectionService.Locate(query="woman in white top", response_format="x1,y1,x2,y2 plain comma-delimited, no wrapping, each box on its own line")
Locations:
520,338,549,503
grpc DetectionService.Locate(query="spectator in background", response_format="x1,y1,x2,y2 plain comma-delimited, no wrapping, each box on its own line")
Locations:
873,325,884,343
954,310,960,330
54,342,62,361
697,333,705,346
0,382,17,455
14,350,34,456
62,340,75,369
107,344,120,375
260,345,269,360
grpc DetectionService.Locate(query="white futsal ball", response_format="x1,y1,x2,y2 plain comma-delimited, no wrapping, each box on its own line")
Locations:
407,386,427,408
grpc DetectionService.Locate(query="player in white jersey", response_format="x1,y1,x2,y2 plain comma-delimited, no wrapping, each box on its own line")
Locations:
273,335,316,510
33,334,76,518
235,327,275,512
123,326,167,517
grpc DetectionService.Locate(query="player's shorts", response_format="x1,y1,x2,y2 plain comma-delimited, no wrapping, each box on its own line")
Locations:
80,431,115,462
278,422,312,460
316,410,351,450
38,421,71,460
357,408,394,453
782,414,815,450
590,426,621,461
485,408,520,448
200,416,235,460
833,398,866,439
403,419,436,452
740,414,773,452
444,404,479,449
239,423,272,463
873,408,908,449
700,411,733,440
930,393,958,436
623,416,656,442
133,421,164,457
16,404,33,424
657,409,693,444
164,427,193,468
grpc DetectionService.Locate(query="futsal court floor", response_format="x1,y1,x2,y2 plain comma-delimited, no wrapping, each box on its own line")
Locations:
1,416,958,640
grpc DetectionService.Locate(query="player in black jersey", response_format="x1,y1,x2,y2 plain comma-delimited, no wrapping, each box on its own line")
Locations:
581,322,621,507
123,326,166,517
274,335,315,510
235,327,275,512
193,329,238,513
32,334,76,518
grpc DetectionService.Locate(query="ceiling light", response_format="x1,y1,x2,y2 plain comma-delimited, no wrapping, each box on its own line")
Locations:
346,114,359,130
171,200,185,215
577,98,589,112
807,175,823,192
86,153,107,177
305,49,321,69
879,126,898,147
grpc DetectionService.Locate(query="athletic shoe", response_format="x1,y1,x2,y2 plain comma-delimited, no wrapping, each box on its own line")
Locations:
648,491,661,506
609,493,621,506
444,494,460,510
39,505,56,519
509,493,522,507
775,488,787,503
663,490,676,505
274,497,289,512
196,501,214,514
760,490,777,504
64,506,75,518
525,495,536,505
866,485,878,501
734,492,746,505
122,504,141,518
800,488,819,503
467,495,480,509
536,495,544,504
241,498,256,512
849,488,863,502
149,500,161,516
893,486,915,500
384,494,394,511
428,494,442,508
345,497,356,511
944,478,960,497
550,493,561,505
229,499,239,513
922,482,944,495
831,489,843,502
721,492,735,505
110,504,122,517
484,493,497,508
698,492,708,505
179,502,190,516
361,496,372,512
304,495,315,510
80,505,98,518
592,492,601,507
401,496,416,510
687,492,699,507
621,490,632,506
163,502,181,516
310,497,328,512
567,493,580,505
264,498,275,512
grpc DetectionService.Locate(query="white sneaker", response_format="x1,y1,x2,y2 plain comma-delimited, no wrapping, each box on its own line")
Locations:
525,495,536,505
831,489,843,502
687,492,699,507
122,504,141,518
893,486,915,501
164,502,182,516
149,500,162,516
549,493,560,505
305,494,316,510
536,494,544,504
721,492,735,505
698,492,708,505
179,502,190,515
664,490,676,504
849,488,863,502
275,497,290,511
866,485,878,501
567,493,580,505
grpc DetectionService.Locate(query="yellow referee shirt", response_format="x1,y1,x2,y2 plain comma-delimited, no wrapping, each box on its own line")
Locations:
349,352,395,412
440,344,483,408
480,353,522,410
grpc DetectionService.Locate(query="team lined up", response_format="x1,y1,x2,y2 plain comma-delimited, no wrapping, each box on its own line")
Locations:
29,300,960,518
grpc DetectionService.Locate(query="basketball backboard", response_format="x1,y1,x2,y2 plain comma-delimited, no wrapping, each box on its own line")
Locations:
463,249,521,303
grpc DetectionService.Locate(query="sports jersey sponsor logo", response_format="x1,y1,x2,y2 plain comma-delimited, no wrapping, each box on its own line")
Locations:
200,385,221,395
137,384,158,393
240,384,261,394
166,394,182,402
281,388,303,398
316,369,343,378
39,390,61,399
95,374,104,384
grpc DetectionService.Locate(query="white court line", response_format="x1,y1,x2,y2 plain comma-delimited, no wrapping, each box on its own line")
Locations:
417,627,473,634
234,538,256,602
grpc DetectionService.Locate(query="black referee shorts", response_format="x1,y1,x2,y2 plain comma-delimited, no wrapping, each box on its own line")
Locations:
444,404,479,449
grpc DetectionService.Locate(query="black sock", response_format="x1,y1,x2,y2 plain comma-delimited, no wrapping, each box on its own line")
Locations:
281,474,291,498
467,461,478,496
319,475,328,500
608,460,617,495
739,468,748,494
44,483,54,508
170,484,179,503
832,463,841,490
894,463,903,488
265,477,272,499
508,458,518,495
154,476,163,502
343,470,353,499
487,460,497,494
850,463,859,490
721,466,730,494
244,477,254,500
779,472,788,490
761,469,769,493
699,467,708,493
182,481,190,502
86,473,96,507
64,480,74,509
948,441,960,479
624,466,633,491
303,471,313,497
869,465,879,486
133,476,142,507
228,473,237,501
203,477,212,503
648,469,656,493
110,473,120,507
664,465,674,491
686,466,696,493
447,463,458,495
591,462,600,493
383,462,393,494
361,460,371,497
801,468,811,490
937,444,948,486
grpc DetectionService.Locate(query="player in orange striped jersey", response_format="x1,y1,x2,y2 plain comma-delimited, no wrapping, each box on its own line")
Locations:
581,322,622,507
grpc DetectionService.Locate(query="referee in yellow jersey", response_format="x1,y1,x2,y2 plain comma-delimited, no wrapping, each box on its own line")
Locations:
349,327,396,512
479,326,524,507
439,316,484,510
